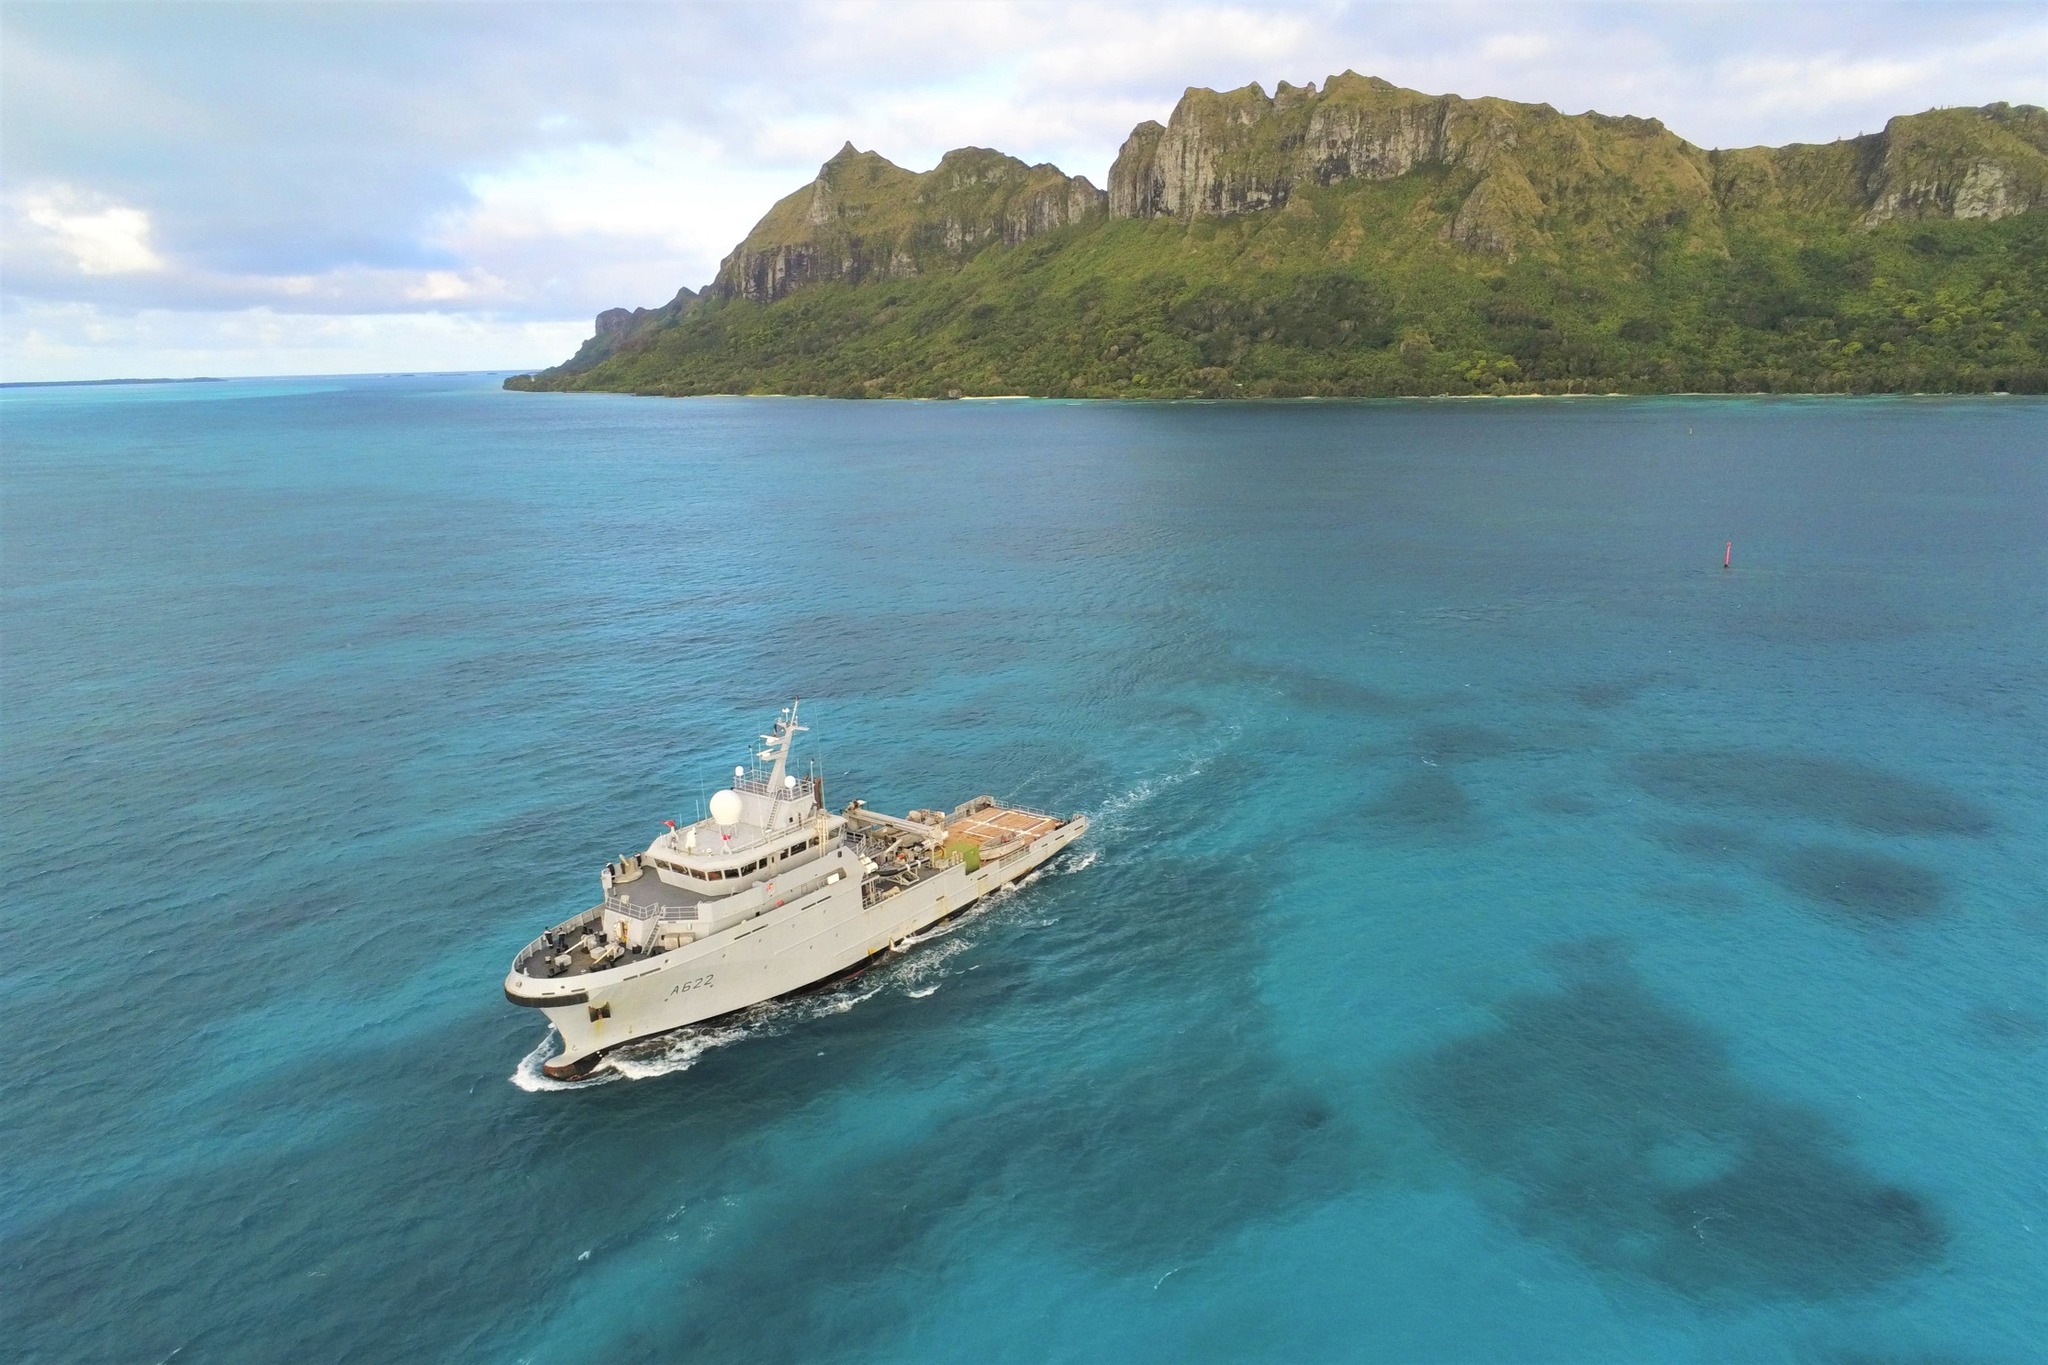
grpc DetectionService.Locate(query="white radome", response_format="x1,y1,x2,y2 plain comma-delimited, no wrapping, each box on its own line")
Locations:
708,789,744,825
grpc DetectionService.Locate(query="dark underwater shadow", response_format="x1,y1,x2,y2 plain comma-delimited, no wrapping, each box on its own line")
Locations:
1641,811,1954,933
1364,765,1479,840
1771,844,1948,923
1396,948,1947,1302
1533,789,1600,816
1571,671,1677,711
1805,1344,2001,1365
1236,661,1432,717
1649,820,1760,864
1627,749,1994,837
627,1006,1357,1362
1966,1003,2048,1050
4,743,1366,1365
589,833,1369,1361
1413,722,1520,763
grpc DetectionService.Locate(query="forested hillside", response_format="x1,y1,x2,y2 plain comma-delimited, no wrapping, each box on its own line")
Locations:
510,75,2048,397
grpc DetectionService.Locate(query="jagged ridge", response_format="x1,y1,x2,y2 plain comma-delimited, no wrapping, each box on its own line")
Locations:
715,143,1105,303
510,74,2048,397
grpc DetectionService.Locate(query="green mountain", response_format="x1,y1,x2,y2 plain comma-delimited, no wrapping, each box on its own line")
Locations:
508,74,2048,398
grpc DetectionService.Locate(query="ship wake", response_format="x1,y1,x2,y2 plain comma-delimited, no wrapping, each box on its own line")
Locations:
1087,725,1238,848
510,976,894,1090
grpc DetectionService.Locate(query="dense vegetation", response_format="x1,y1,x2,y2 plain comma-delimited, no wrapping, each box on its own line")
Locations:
509,82,2048,399
517,195,2048,398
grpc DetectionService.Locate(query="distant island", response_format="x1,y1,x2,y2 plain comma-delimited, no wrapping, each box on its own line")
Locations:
1,376,225,389
508,73,2048,399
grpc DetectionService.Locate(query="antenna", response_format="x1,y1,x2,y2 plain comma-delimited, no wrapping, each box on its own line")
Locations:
764,697,805,791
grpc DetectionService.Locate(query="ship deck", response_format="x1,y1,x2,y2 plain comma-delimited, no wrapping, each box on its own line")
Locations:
944,805,1061,849
516,805,1069,983
516,873,712,980
606,871,715,918
518,924,651,981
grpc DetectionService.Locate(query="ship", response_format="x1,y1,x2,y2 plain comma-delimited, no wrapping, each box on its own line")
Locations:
504,701,1088,1079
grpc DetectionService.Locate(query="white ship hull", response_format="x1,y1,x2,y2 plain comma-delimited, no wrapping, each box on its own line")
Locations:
508,813,1084,1078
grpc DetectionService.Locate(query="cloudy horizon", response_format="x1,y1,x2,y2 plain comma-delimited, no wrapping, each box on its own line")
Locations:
6,0,2046,382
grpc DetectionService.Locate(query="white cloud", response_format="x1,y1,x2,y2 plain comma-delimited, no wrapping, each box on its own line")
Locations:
402,269,515,303
19,187,165,274
1478,33,1557,65
438,129,803,290
1711,22,2048,131
6,1,2048,380
0,299,583,382
1716,53,1931,116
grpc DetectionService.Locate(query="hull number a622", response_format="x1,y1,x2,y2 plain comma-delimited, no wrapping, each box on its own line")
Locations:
665,974,715,1000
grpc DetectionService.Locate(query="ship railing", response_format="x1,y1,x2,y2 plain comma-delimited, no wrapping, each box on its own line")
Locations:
608,864,849,927
735,773,819,801
948,797,1064,823
604,893,701,923
667,826,796,859
1004,802,1066,822
513,907,602,973
845,833,894,860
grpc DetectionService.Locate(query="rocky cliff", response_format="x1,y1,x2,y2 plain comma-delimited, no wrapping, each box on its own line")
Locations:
541,287,702,377
1105,73,2048,256
510,74,2048,399
1708,102,2048,226
707,143,1104,304
1108,74,1722,258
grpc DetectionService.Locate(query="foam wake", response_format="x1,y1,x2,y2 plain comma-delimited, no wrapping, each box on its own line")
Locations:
1048,847,1097,875
1087,726,1238,844
603,984,886,1081
509,945,961,1091
510,1028,614,1092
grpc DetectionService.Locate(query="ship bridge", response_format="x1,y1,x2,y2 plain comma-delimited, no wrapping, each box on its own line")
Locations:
611,700,824,893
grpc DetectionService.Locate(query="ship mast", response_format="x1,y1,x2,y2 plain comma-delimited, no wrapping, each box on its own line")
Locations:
758,698,805,791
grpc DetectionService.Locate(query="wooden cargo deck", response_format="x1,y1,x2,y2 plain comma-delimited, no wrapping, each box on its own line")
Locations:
943,803,1062,851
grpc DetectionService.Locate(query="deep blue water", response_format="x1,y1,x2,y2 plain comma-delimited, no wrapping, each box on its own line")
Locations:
3,375,2044,1363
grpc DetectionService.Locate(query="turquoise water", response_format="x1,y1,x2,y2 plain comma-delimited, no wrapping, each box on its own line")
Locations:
3,375,2043,1363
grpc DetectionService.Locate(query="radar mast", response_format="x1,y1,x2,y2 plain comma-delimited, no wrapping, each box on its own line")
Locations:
758,699,806,791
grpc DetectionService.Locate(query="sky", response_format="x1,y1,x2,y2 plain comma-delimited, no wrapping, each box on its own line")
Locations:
4,1,2046,382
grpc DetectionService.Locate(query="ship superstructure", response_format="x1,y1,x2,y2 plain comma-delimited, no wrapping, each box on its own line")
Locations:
505,701,1087,1079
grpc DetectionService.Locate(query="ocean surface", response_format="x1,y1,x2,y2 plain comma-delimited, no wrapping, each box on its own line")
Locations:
3,375,2044,1363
